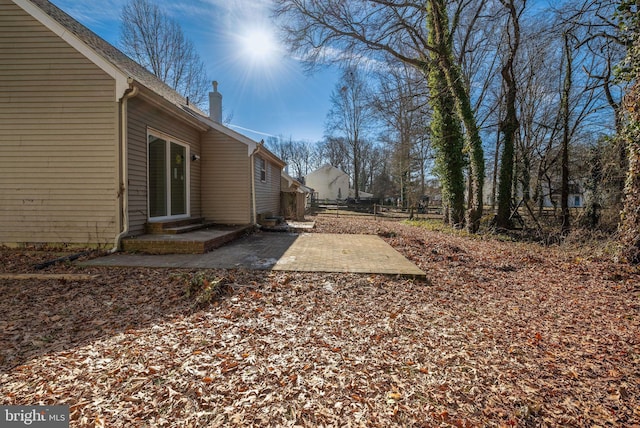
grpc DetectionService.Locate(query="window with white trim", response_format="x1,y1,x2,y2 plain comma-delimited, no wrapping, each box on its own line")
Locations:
259,157,266,182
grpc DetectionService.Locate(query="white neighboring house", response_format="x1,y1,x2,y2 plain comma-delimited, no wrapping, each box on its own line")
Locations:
304,165,349,201
304,164,372,201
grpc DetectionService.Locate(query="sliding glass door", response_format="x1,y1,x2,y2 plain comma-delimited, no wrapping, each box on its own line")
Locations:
148,133,188,219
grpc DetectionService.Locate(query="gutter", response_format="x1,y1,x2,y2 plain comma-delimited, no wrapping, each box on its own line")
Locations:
111,79,139,253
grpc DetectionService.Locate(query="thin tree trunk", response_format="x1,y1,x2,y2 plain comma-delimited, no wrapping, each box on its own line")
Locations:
560,33,572,235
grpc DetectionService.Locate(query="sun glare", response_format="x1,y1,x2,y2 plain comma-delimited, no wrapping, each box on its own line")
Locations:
238,27,281,66
225,19,296,98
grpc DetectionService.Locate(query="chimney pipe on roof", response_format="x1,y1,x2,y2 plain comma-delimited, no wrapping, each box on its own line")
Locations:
209,81,222,123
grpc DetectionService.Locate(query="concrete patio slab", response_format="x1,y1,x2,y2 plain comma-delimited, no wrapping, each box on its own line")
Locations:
82,232,425,277
272,233,425,276
83,232,297,270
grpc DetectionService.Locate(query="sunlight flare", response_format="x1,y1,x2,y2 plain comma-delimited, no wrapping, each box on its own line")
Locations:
237,26,281,66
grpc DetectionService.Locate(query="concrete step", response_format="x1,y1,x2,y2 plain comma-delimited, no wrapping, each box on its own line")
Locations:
163,222,216,235
145,217,206,234
122,225,254,254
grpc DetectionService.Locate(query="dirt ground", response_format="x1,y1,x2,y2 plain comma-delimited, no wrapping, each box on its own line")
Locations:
1,216,639,427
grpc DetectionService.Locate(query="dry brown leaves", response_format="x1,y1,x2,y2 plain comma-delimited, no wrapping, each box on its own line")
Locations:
1,217,639,427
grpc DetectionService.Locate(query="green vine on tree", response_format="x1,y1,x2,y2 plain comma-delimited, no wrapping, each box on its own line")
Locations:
616,0,640,263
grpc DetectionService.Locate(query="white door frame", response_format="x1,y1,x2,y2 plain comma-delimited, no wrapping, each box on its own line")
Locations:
147,128,191,221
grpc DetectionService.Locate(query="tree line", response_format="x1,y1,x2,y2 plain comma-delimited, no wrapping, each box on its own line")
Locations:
272,0,639,252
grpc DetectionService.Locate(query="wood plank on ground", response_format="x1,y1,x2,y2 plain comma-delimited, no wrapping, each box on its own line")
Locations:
0,273,99,281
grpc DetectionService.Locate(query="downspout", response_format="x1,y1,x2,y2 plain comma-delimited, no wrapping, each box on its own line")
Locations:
111,79,139,253
250,148,258,225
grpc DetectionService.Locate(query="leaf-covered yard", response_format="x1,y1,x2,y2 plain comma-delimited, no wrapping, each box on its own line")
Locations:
1,217,639,427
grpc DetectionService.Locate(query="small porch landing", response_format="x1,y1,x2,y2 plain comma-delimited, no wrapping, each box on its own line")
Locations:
122,221,253,254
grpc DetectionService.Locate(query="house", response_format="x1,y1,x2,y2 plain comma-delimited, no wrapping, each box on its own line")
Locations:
542,182,585,208
0,0,285,249
304,165,350,201
304,164,373,202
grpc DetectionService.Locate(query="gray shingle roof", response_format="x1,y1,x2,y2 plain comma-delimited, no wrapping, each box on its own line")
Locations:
30,0,207,117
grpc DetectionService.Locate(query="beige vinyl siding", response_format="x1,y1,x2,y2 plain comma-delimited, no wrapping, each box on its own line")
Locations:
254,156,281,216
126,96,202,235
0,0,118,245
201,130,251,224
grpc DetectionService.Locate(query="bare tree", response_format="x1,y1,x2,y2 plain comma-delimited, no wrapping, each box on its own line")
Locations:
559,0,628,218
560,0,625,129
266,136,316,179
358,140,385,195
495,0,525,229
274,0,486,230
325,67,376,200
373,64,431,208
316,137,351,174
559,32,575,234
515,24,559,209
120,0,209,107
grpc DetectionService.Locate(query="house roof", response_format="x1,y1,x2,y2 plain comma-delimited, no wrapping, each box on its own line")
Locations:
304,164,349,181
16,0,287,163
22,0,200,113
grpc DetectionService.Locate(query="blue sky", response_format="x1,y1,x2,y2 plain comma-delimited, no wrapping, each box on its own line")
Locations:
50,0,339,143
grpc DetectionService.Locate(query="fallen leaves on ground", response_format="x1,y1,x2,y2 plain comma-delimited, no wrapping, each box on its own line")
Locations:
1,217,639,427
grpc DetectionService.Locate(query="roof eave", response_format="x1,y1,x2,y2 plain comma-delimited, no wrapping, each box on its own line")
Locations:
135,84,209,132
256,144,286,169
196,115,262,155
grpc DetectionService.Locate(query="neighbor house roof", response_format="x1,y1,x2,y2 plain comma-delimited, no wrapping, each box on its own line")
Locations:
305,164,348,177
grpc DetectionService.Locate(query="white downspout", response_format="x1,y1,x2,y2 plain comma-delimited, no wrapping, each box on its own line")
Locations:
111,80,139,252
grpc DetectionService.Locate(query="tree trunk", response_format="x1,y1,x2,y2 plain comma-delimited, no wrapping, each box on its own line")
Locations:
427,64,466,226
560,33,572,235
444,63,485,232
521,155,531,202
584,144,602,228
353,135,360,200
619,75,640,262
617,0,640,263
496,0,521,230
427,0,484,232
620,131,640,263
491,126,501,211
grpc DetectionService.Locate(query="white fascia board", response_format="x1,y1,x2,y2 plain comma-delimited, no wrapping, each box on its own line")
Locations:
13,0,130,100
